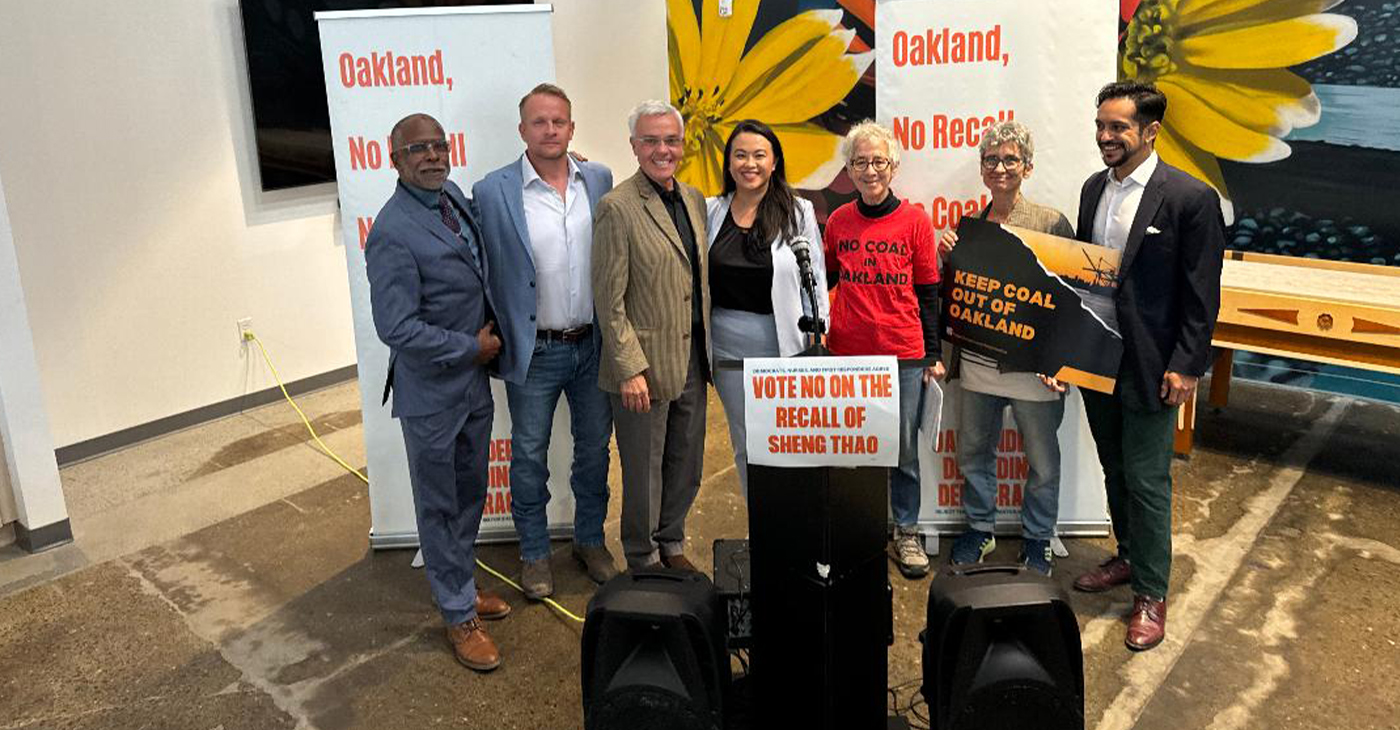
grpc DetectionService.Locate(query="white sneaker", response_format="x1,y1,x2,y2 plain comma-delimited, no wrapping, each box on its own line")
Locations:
890,526,930,578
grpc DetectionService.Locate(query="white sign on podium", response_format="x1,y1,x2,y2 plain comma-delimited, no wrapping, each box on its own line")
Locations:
744,356,901,468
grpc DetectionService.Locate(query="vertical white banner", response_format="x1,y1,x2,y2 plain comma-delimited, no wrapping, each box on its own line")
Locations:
0,166,67,535
876,0,1114,232
317,6,574,547
876,0,1116,535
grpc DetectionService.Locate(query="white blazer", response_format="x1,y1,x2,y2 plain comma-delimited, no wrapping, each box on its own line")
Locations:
705,194,830,357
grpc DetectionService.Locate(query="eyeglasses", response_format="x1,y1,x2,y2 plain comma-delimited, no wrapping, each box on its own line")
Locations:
637,136,684,148
850,157,891,171
396,139,451,157
980,155,1024,171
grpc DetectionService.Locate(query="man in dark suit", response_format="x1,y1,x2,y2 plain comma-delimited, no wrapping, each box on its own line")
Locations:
365,113,511,672
592,100,710,571
1070,81,1227,651
473,84,618,599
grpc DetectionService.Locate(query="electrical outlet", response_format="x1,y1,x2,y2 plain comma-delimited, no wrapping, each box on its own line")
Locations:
236,317,253,344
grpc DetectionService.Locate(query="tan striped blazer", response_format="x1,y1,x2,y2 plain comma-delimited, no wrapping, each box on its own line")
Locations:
591,170,710,401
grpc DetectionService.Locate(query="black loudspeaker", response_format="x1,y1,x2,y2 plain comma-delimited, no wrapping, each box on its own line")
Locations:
581,569,731,730
922,563,1084,730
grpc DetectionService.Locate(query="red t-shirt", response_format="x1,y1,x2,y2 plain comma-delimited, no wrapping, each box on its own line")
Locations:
822,200,939,358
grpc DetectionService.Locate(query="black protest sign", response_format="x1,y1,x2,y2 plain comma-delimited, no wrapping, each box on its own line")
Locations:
941,218,1123,393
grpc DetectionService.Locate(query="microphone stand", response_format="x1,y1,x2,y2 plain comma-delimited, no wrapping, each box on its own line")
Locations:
792,238,828,356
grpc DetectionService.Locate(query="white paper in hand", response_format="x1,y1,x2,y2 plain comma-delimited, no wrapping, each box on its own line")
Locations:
920,378,944,438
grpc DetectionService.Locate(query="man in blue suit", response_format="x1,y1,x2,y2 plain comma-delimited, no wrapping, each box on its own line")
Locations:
473,84,617,599
365,112,511,672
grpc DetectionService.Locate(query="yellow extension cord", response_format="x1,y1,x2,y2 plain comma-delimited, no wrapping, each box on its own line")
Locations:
246,330,586,624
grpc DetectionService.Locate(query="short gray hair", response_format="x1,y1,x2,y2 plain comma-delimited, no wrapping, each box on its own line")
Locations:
978,121,1035,165
627,100,684,137
840,120,901,168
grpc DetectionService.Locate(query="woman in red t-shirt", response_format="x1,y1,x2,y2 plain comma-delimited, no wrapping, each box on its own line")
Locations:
822,120,945,579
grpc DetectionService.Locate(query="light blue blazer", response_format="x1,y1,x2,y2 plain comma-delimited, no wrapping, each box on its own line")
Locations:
704,194,829,357
472,156,613,384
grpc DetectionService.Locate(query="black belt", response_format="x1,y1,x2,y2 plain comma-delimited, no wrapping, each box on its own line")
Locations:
537,325,592,342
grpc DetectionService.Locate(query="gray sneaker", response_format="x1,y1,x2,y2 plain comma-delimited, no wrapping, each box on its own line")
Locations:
572,544,620,584
890,526,930,578
520,558,553,600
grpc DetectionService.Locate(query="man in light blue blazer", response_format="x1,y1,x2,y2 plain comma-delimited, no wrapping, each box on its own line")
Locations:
472,84,617,599
365,113,511,672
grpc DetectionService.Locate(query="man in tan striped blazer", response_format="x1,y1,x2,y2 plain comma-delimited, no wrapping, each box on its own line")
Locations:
591,100,710,571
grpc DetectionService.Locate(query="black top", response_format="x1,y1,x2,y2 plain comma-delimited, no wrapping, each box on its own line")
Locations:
709,211,774,314
856,191,901,219
647,175,705,332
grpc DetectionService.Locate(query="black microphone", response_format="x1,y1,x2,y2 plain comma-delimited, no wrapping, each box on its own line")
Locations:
789,236,817,292
789,236,825,336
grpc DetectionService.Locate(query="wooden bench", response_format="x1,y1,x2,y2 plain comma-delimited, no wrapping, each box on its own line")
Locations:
1175,251,1400,455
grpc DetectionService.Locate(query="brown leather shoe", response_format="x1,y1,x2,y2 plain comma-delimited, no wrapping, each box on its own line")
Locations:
660,553,697,572
446,619,501,671
475,590,511,620
1126,595,1167,651
1073,556,1132,593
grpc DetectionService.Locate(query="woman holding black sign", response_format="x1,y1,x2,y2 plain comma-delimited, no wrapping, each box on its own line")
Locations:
938,120,1073,576
823,120,944,579
706,120,828,495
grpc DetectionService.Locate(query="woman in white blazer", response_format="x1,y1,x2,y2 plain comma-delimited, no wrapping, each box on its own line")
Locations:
706,119,829,493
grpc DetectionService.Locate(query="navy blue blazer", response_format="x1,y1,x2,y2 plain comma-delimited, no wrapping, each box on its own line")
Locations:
1076,159,1226,411
472,156,613,384
365,180,497,418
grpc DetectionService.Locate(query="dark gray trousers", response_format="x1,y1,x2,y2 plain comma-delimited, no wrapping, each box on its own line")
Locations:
611,344,707,568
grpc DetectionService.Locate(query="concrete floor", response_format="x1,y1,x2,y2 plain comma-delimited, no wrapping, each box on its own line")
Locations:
1,377,1398,729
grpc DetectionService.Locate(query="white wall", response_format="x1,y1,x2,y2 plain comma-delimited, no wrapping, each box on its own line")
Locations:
0,0,665,450
552,0,668,178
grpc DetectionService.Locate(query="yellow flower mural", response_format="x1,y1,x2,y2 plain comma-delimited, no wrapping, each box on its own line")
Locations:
1120,0,1357,216
667,0,874,196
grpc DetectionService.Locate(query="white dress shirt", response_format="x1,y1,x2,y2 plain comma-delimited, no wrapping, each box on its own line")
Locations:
1088,151,1159,332
522,155,593,330
1093,150,1158,253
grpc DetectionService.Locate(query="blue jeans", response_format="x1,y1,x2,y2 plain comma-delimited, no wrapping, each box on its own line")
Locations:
956,389,1065,540
891,366,926,527
503,337,613,562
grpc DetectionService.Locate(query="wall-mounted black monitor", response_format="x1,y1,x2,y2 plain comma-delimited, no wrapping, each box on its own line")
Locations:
239,0,529,191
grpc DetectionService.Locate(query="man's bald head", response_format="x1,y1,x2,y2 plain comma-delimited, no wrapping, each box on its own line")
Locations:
389,113,451,190
390,113,444,151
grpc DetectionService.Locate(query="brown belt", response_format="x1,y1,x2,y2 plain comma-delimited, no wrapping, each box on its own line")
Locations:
536,325,593,342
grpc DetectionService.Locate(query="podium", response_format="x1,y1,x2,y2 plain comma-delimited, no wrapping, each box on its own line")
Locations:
734,347,920,729
721,335,912,727
747,462,892,727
